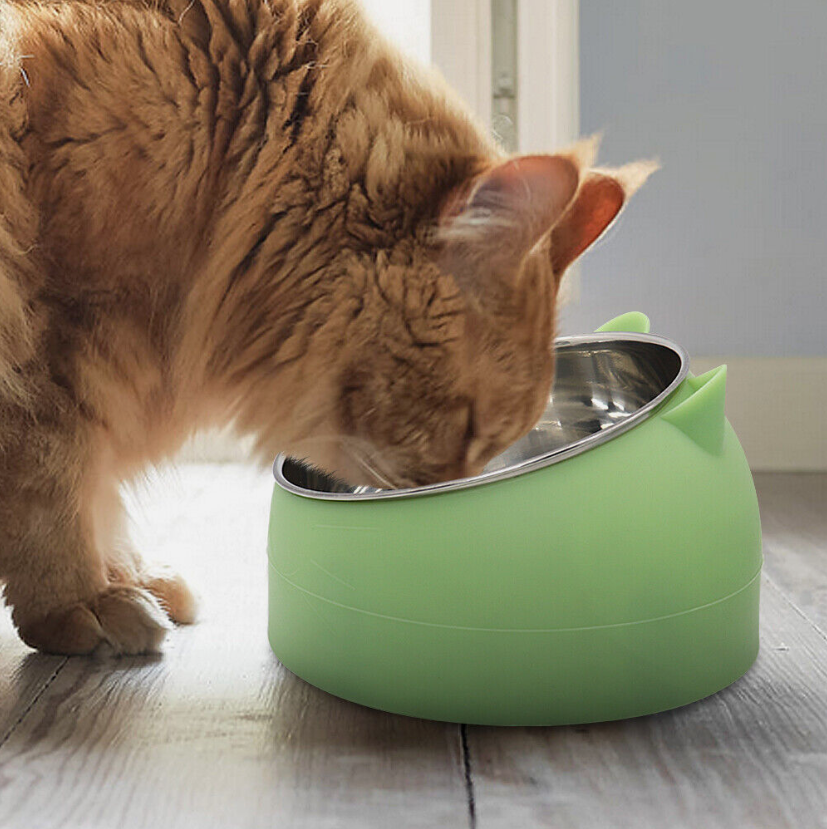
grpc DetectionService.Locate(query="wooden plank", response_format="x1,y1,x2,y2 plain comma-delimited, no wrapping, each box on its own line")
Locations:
755,472,827,629
0,516,67,737
466,576,827,829
0,464,470,829
0,603,66,744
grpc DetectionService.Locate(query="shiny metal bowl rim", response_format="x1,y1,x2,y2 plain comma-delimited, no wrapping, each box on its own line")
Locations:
273,331,690,502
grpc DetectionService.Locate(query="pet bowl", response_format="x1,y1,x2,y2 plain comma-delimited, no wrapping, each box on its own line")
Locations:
267,312,762,725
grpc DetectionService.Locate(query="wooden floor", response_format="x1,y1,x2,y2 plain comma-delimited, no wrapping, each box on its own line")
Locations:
0,467,825,828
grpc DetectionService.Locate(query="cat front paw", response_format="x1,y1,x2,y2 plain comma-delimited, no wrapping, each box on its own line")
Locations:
18,586,172,656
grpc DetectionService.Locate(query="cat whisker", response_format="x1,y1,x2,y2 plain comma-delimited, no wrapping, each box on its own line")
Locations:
333,436,401,489
342,445,397,489
284,434,400,489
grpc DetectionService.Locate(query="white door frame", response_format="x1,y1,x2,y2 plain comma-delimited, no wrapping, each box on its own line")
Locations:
517,0,579,152
431,0,580,152
430,0,493,127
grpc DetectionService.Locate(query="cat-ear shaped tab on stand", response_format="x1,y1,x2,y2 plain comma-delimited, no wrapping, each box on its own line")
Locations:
595,312,727,455
663,365,728,455
595,311,651,335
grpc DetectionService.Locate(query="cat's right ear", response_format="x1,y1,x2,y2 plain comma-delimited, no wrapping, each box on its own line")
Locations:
549,160,658,278
438,139,597,305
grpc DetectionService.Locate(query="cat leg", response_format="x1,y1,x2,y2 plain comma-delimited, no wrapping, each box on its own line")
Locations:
81,459,198,626
91,466,198,626
1,431,173,656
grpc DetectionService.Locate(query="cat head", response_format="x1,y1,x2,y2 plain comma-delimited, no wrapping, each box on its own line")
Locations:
279,141,656,488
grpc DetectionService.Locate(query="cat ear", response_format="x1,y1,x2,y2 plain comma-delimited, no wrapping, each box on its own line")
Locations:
549,160,659,277
439,141,597,300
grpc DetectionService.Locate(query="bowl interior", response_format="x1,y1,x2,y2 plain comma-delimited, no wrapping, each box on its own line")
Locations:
483,338,682,473
277,335,687,499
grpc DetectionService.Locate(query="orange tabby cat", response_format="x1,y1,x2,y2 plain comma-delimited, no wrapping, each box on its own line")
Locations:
0,0,654,655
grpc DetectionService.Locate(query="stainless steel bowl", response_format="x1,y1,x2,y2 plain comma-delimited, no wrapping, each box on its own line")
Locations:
275,332,690,500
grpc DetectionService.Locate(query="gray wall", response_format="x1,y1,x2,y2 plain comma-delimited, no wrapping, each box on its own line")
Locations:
561,1,827,356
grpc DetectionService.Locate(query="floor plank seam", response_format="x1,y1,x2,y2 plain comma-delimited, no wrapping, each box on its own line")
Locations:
0,657,68,751
460,724,477,829
763,572,827,646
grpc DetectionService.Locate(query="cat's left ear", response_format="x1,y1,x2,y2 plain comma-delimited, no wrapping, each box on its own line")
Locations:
438,141,597,301
549,161,659,278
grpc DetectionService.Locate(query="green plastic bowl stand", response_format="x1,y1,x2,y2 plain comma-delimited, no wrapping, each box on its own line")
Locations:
267,313,762,725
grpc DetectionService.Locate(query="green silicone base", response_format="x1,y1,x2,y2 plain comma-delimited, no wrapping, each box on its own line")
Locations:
268,563,760,726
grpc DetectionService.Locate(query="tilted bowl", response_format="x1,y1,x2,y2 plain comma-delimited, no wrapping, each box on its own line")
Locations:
267,312,762,725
